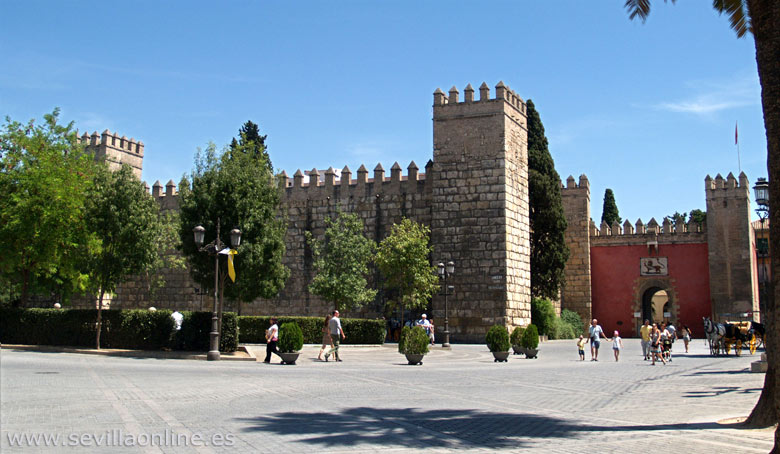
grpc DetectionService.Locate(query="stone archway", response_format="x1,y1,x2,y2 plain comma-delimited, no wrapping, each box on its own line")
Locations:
632,278,678,334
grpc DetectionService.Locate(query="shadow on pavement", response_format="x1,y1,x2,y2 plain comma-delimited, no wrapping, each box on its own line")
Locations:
236,407,732,449
684,386,762,398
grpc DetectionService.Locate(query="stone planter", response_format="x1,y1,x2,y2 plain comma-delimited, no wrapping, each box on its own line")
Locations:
405,353,425,365
278,352,300,365
492,351,510,362
524,348,539,359
512,345,526,355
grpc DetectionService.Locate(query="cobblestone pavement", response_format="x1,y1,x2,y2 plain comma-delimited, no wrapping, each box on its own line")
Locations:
1,339,773,453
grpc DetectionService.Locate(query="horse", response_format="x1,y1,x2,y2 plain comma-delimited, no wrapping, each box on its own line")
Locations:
748,321,765,352
703,317,724,356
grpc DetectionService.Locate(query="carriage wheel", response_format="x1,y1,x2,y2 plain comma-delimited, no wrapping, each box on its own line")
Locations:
749,335,757,355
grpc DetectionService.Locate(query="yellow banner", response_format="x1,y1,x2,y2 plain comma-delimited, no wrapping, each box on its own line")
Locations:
227,249,237,282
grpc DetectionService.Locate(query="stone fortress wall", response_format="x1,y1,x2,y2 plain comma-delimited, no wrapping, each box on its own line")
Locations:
73,83,759,340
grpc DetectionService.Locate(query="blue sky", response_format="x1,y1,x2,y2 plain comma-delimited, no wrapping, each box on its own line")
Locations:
0,1,766,224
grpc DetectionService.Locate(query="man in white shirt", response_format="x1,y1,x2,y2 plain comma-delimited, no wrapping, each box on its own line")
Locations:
588,318,611,361
416,314,435,345
324,310,345,362
171,310,183,331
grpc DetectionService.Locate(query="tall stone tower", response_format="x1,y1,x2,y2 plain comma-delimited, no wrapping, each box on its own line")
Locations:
705,172,759,319
80,130,144,179
560,174,593,323
430,82,530,341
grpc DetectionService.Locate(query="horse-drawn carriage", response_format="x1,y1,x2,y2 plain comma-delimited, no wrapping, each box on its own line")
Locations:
703,313,764,356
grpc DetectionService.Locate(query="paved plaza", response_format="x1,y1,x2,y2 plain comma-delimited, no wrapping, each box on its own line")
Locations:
0,339,773,453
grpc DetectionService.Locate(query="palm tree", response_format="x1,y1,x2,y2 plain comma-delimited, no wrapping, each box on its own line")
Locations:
625,0,780,437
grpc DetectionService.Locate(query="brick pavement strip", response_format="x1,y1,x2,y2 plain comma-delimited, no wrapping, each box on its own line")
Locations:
0,339,773,453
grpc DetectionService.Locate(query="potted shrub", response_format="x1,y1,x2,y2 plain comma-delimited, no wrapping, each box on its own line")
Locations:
399,326,430,365
510,326,526,355
277,322,304,365
521,323,540,359
486,324,511,362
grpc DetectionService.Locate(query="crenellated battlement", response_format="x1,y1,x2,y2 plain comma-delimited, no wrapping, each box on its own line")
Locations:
704,172,750,197
280,160,431,200
590,216,706,238
78,129,145,155
433,81,526,114
561,174,590,191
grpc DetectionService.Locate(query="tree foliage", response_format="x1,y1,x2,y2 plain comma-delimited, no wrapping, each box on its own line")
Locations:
527,99,569,299
306,211,377,311
0,109,98,304
601,189,621,226
85,164,163,348
375,218,438,320
230,120,271,173
178,140,289,305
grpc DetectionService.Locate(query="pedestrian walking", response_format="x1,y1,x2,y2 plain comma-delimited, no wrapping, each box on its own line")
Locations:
264,317,281,364
588,319,610,361
324,310,345,362
318,314,333,361
612,330,623,362
576,335,587,361
650,323,666,365
681,324,692,353
639,319,651,360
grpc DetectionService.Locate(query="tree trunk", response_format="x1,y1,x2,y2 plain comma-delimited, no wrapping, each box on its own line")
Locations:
746,0,780,447
20,268,30,306
745,366,776,427
95,289,105,350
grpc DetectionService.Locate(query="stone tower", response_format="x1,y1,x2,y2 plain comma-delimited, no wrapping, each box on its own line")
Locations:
560,174,593,323
80,130,144,179
705,172,759,319
430,82,530,341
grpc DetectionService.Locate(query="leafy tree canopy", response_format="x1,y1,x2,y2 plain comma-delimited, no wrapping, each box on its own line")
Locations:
0,109,98,304
375,218,439,316
306,211,377,311
527,99,569,299
178,140,289,303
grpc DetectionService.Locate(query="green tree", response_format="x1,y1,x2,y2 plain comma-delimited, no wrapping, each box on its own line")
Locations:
306,211,377,311
625,0,779,432
375,218,439,326
230,120,271,172
527,99,570,299
85,164,162,349
178,140,289,329
601,189,621,226
689,209,706,226
136,210,187,298
0,109,97,305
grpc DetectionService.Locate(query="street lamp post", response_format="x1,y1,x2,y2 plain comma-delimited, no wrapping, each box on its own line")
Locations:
437,261,455,348
193,219,241,361
753,178,770,323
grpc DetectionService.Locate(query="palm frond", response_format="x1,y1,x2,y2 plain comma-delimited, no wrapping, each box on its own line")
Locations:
625,0,652,22
712,0,751,37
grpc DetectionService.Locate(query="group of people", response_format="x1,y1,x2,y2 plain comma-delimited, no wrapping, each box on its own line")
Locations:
387,314,437,344
263,310,347,364
579,318,692,365
577,319,623,362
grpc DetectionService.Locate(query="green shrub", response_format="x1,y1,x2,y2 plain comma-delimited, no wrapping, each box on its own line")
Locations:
548,317,576,340
485,324,510,352
531,297,556,336
0,307,236,352
278,322,304,353
398,326,410,354
561,309,584,335
510,326,525,346
400,326,430,355
521,324,539,349
237,315,384,345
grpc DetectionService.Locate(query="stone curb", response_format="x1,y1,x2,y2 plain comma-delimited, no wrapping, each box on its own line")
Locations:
0,344,255,361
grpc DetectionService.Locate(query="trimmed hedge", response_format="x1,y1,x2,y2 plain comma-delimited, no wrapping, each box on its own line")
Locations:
237,315,384,345
485,324,510,352
0,307,238,352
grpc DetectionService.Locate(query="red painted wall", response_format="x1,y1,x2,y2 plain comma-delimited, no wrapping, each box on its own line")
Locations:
590,243,711,337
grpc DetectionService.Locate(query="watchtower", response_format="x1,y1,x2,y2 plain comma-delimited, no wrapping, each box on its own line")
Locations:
79,129,144,179
704,172,758,319
431,81,530,341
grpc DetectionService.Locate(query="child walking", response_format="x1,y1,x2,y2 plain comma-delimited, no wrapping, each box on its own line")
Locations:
576,335,587,361
612,330,623,362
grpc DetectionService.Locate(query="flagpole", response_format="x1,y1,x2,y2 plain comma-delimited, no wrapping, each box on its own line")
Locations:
736,121,741,173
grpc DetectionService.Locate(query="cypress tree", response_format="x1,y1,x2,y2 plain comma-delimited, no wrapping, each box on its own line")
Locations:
231,120,271,172
527,99,569,299
601,189,621,226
